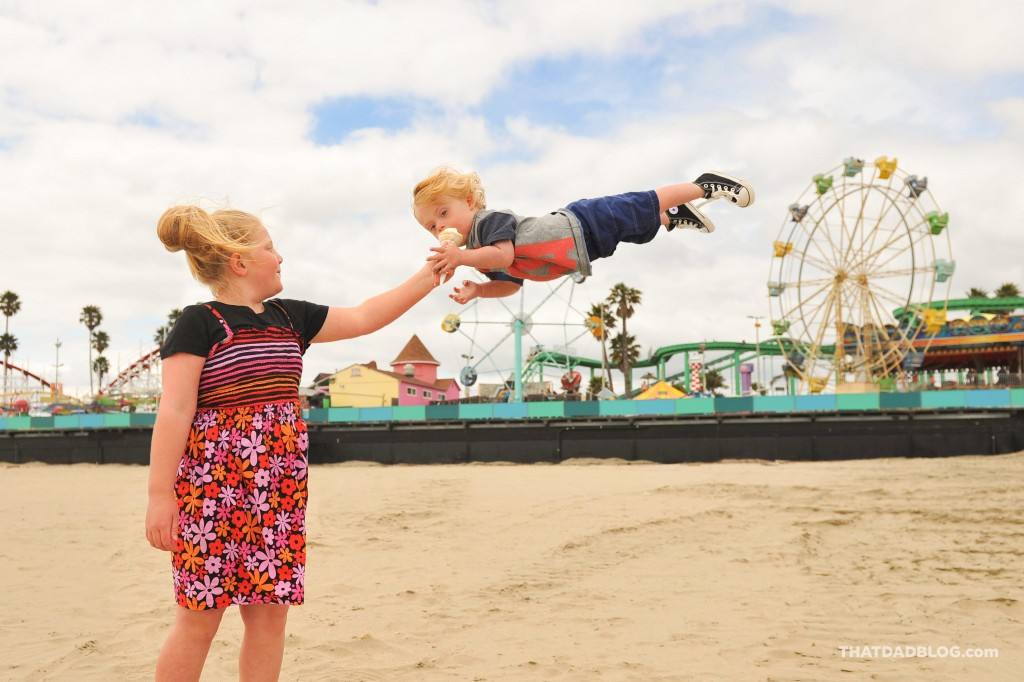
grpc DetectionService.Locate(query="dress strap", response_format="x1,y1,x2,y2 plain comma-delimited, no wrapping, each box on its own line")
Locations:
203,303,234,341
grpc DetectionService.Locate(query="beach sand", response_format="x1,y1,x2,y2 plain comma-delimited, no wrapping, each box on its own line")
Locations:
2,453,1022,681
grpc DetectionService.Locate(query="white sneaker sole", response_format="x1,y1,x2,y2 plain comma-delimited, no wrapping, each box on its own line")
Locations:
704,171,755,208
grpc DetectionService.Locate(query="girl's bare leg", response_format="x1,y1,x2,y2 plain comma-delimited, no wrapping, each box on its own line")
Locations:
155,606,227,682
238,604,289,681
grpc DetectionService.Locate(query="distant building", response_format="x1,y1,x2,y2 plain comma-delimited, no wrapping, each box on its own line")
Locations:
327,335,460,407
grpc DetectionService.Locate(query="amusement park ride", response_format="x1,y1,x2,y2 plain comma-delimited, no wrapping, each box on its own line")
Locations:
3,156,1022,413
433,156,972,398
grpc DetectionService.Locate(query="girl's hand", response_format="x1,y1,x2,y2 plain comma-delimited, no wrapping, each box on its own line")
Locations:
451,280,481,304
427,243,462,276
146,492,179,552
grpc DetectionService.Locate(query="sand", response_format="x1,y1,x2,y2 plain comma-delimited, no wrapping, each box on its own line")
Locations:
2,453,1022,681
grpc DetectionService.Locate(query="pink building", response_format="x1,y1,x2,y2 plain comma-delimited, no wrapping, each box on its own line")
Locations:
385,335,460,406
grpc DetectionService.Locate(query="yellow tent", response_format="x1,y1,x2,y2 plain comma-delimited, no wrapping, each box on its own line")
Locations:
635,380,684,400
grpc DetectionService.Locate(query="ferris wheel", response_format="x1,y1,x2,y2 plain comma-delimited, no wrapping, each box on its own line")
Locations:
440,273,601,400
768,156,954,392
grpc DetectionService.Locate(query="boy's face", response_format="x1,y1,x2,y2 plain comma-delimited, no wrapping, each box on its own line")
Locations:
414,195,477,239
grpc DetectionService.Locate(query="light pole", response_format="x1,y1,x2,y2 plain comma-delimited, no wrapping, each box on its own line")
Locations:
747,315,764,392
54,339,64,398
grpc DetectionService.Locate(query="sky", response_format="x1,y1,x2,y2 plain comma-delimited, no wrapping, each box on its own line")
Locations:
1,0,1022,398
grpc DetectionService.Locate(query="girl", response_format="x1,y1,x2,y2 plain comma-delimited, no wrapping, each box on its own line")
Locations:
147,205,436,680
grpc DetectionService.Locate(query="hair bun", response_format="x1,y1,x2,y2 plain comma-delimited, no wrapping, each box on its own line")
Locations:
157,205,208,253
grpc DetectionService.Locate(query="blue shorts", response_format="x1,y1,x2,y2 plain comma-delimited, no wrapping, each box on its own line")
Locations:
565,190,661,261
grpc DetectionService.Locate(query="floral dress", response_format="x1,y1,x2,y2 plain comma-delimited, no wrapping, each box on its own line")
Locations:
171,301,310,610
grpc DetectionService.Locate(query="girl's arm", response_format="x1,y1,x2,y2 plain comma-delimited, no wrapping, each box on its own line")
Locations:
311,262,437,343
146,353,204,552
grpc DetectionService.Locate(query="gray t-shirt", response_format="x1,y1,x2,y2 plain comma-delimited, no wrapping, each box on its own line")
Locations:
468,208,592,283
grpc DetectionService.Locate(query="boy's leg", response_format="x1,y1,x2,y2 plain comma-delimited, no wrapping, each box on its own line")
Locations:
655,183,704,212
567,190,663,261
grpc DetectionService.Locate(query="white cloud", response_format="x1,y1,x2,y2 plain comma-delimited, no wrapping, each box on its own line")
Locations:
0,0,1020,400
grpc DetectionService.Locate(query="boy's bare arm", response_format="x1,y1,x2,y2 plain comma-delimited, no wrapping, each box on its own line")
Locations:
457,240,515,270
477,280,521,298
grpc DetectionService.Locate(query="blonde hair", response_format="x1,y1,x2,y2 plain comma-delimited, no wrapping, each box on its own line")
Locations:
157,205,264,292
412,167,486,210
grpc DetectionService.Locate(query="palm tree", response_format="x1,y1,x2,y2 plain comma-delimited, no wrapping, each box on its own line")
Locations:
704,369,725,394
994,283,1020,299
966,287,988,299
586,302,617,391
93,356,110,391
154,308,183,347
1,291,21,398
79,306,103,395
92,330,110,392
610,332,641,394
606,283,642,393
0,333,17,399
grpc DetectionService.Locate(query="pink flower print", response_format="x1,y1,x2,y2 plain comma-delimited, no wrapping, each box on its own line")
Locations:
240,431,266,466
205,556,222,575
196,575,223,608
255,548,282,579
274,511,292,534
184,580,199,600
216,504,231,522
275,529,288,547
223,541,240,562
204,440,217,459
198,411,216,431
218,428,232,446
189,519,216,553
253,412,263,431
292,564,305,584
297,432,308,452
202,498,217,518
292,585,304,602
254,470,270,488
274,581,292,598
263,404,275,421
269,455,285,477
244,554,259,572
190,462,213,487
219,485,238,506
248,489,270,515
262,527,276,547
292,456,307,480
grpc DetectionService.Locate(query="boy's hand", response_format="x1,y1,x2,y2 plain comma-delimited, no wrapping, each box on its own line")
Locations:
428,242,462,276
450,280,481,304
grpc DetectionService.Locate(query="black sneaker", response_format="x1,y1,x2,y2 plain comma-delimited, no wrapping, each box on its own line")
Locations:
695,172,755,207
666,202,715,233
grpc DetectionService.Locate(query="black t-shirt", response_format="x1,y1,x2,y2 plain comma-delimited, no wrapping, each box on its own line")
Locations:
159,298,330,359
476,211,523,286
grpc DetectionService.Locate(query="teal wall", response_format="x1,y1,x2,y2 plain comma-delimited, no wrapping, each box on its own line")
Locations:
3,389,1022,431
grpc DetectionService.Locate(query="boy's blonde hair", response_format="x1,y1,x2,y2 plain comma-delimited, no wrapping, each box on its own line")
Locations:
157,205,264,292
412,167,486,210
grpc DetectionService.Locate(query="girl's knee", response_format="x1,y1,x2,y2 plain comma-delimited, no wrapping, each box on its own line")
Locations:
175,606,226,639
239,604,289,631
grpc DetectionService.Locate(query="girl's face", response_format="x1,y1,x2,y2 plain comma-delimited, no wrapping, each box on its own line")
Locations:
248,226,284,296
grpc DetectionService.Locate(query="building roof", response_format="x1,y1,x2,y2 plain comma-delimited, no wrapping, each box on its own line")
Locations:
390,334,439,366
378,368,459,392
